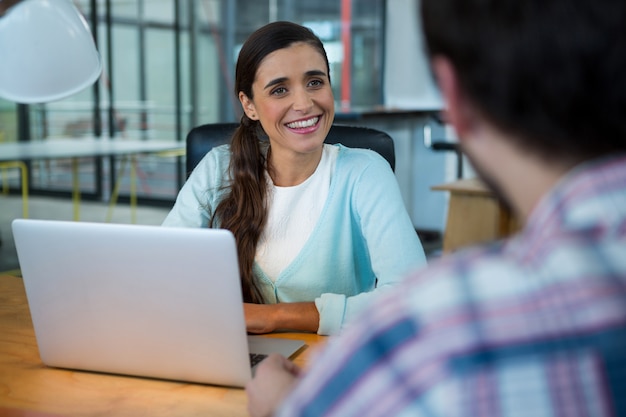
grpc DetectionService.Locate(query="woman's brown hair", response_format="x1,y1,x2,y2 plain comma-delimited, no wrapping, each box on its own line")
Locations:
210,21,330,304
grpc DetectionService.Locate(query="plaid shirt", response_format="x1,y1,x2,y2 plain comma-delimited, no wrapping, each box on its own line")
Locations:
278,154,626,417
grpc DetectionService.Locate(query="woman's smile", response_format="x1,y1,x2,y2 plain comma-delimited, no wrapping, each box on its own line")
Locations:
285,116,321,133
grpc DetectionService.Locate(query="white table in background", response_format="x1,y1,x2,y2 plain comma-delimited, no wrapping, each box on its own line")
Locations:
0,138,185,222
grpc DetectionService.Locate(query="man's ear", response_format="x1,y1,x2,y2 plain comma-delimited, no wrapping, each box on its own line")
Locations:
238,92,259,120
431,56,474,140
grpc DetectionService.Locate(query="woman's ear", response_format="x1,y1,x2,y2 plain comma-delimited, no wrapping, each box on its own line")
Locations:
239,92,259,120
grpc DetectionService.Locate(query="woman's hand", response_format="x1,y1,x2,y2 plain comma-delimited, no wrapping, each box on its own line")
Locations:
244,302,320,334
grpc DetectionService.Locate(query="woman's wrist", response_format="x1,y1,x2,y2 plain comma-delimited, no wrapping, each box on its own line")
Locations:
271,302,319,333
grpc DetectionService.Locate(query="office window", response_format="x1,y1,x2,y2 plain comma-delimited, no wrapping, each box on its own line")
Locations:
10,0,386,205
232,0,386,110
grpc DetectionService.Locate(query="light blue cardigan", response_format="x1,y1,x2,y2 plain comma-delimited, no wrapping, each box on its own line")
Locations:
162,144,427,335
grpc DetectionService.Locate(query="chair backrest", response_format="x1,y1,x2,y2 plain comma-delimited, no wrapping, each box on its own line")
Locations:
185,123,395,176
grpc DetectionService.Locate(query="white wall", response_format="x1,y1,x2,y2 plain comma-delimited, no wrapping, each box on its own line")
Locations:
368,0,455,233
384,0,442,110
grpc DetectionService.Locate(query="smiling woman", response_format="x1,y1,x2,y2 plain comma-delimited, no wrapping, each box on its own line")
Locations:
162,21,427,336
238,41,335,183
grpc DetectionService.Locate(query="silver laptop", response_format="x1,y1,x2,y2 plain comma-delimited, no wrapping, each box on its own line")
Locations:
11,218,305,387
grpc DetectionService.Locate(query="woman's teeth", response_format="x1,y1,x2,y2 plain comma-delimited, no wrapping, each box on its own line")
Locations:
286,117,319,129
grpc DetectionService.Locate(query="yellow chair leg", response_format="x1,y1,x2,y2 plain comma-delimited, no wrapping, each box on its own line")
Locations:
72,158,80,221
2,167,8,194
0,161,29,218
106,157,129,223
130,156,137,224
105,156,138,224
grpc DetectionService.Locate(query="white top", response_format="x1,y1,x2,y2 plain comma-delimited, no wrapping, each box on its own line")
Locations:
256,145,338,281
162,143,427,335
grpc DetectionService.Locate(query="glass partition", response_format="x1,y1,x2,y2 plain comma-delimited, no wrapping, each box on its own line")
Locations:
4,0,385,206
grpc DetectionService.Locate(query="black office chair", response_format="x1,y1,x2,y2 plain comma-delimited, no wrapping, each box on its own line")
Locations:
424,112,464,179
185,123,395,176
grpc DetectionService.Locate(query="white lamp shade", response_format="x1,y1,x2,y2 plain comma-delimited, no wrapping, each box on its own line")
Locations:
0,0,102,104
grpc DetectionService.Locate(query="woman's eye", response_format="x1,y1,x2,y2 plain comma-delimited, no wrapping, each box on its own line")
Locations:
271,87,287,96
309,79,323,87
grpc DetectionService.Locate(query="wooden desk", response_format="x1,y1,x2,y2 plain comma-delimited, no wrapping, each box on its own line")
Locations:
0,275,325,417
432,178,521,253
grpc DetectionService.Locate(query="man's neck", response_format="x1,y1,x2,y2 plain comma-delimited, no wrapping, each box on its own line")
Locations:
462,127,574,225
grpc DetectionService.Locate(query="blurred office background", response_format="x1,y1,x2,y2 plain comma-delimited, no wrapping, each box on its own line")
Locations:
1,0,467,270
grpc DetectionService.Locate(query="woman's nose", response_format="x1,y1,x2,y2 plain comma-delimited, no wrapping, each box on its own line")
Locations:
292,89,313,113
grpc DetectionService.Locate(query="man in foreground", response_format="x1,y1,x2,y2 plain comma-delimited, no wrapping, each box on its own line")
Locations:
246,0,626,415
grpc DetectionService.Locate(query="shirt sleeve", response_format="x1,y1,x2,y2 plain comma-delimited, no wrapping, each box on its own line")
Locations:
161,145,229,228
314,151,427,335
280,285,424,417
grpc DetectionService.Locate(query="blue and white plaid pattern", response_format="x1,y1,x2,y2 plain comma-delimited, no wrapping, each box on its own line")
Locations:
279,154,626,417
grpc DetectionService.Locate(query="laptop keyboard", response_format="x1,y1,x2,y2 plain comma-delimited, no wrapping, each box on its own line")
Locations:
249,353,268,368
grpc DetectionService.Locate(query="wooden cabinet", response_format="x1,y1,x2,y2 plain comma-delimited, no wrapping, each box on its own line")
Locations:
432,178,521,253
